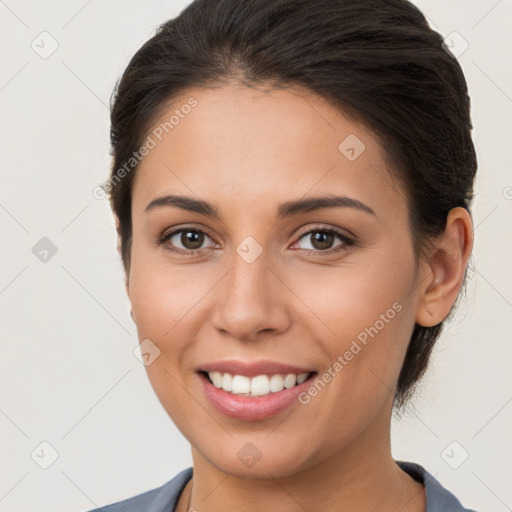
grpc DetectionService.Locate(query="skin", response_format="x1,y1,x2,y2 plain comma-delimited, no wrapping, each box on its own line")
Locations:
118,82,473,512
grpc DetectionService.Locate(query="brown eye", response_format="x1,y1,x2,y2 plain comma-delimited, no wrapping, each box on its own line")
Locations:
293,227,356,254
308,231,336,250
178,230,205,250
159,227,215,254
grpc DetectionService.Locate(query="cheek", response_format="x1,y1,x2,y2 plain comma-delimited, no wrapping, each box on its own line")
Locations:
127,260,206,426
293,248,417,388
129,248,213,341
295,252,414,338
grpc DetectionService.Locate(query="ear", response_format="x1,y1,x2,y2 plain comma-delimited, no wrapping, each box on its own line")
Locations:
415,207,474,327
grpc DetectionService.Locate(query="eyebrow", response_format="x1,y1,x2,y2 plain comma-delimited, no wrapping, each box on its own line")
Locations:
145,193,376,219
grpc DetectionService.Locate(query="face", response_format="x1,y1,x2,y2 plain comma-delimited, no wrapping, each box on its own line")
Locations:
126,83,425,478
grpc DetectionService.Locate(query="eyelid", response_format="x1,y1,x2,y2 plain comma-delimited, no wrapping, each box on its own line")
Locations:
157,224,216,250
159,222,215,239
157,223,357,255
291,224,357,254
294,223,356,240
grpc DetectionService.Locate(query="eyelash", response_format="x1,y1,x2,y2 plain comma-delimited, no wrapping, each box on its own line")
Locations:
156,224,356,257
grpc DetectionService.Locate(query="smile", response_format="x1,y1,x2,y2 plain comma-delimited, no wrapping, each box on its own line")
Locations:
204,370,314,396
197,369,318,421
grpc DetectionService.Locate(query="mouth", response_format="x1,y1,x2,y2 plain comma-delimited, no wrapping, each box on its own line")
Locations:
196,367,318,421
198,370,318,397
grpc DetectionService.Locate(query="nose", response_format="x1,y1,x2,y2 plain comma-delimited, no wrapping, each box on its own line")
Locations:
211,246,292,341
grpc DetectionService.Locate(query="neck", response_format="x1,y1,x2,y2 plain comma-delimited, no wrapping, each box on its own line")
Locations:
180,401,425,512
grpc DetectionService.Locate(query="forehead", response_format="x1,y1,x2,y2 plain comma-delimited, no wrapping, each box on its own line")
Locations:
131,83,406,221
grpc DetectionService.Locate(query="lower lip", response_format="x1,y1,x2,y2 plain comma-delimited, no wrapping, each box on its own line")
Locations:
197,371,317,421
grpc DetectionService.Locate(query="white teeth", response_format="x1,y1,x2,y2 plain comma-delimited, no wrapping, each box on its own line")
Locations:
269,374,284,392
207,371,311,396
296,373,309,385
221,372,233,391
232,375,251,394
283,374,297,388
250,375,270,396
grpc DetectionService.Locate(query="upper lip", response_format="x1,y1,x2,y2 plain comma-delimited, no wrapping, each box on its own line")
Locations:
197,359,316,377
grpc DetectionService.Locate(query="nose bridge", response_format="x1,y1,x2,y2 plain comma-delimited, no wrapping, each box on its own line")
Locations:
212,238,289,339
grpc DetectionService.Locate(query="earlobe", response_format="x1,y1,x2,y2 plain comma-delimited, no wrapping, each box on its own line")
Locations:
415,263,445,327
415,207,474,327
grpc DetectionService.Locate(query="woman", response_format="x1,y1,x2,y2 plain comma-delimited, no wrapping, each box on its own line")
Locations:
88,0,480,510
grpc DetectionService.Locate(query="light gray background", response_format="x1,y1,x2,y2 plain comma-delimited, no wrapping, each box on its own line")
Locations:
0,1,510,511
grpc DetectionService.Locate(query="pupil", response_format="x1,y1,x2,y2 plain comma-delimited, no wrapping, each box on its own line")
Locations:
182,231,203,249
312,232,332,250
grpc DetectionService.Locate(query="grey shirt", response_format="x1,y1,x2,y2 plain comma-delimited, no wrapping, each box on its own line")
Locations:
85,461,479,512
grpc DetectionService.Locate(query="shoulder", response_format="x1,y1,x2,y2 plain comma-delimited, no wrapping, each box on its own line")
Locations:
396,460,480,512
82,467,193,512
83,463,484,512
